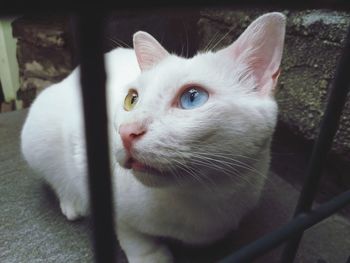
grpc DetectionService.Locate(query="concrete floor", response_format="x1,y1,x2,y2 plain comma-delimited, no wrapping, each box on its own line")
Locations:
1,109,350,263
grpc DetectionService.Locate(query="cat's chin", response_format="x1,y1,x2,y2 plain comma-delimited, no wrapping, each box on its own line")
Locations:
121,157,174,187
124,157,156,172
132,170,174,187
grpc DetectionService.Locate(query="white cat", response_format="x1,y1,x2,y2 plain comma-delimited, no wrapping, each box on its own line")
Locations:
21,12,286,263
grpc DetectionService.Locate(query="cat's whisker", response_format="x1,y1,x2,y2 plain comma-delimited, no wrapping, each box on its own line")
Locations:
184,153,244,179
181,20,190,58
186,148,263,172
181,149,265,183
162,147,272,187
189,157,253,186
152,145,268,185
188,144,260,160
196,153,260,172
180,43,185,58
171,159,201,181
106,36,132,48
164,156,189,187
165,152,247,174
115,37,132,48
171,162,203,187
209,26,237,52
170,157,220,193
105,37,123,48
165,162,185,188
202,30,221,52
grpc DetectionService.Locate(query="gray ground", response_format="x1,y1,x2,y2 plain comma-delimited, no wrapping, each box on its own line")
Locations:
1,109,350,263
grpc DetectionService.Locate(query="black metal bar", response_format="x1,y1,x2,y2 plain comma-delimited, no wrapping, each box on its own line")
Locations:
280,25,350,263
218,189,350,263
347,255,350,263
77,13,116,263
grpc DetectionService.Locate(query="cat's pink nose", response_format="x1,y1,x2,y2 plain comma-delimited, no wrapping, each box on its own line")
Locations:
119,123,147,153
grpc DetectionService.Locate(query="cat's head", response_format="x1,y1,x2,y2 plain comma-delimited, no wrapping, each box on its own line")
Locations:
114,12,286,188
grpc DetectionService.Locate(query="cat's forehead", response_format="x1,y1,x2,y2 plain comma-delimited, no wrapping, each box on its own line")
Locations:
134,53,222,92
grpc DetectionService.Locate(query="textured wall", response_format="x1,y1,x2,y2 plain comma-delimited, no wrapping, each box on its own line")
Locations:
198,9,350,160
12,16,74,107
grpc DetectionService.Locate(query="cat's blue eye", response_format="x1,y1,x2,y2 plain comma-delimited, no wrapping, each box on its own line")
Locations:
179,87,209,110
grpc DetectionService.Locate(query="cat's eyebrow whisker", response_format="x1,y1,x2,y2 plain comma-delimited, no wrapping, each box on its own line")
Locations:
180,43,184,57
209,26,236,52
106,36,132,48
105,37,123,48
113,37,132,48
181,20,189,58
202,30,221,52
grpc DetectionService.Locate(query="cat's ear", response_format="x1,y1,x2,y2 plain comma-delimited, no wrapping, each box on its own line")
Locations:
218,12,286,95
133,31,170,71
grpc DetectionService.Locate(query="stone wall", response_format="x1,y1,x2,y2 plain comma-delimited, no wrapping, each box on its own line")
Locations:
198,9,350,161
12,16,75,107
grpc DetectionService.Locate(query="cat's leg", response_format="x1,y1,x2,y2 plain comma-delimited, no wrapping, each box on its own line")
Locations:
56,180,89,221
54,159,89,220
118,223,173,263
58,191,88,220
57,138,89,221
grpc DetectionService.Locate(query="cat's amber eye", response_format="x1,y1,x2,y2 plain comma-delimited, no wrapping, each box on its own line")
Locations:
124,89,139,111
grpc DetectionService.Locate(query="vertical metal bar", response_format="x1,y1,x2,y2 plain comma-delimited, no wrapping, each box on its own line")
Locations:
77,13,116,263
281,25,350,263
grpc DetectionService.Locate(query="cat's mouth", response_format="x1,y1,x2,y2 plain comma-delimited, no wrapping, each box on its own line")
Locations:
123,156,177,187
124,157,163,175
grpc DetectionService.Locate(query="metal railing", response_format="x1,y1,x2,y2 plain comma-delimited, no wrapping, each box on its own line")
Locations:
2,1,350,262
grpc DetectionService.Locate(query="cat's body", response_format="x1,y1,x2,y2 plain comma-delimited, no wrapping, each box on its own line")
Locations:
21,49,140,220
21,13,286,263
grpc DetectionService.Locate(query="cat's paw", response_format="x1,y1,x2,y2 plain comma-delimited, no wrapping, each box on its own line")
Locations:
59,200,87,221
127,245,173,263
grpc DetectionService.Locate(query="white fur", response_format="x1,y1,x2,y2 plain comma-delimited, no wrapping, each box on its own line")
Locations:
21,13,286,263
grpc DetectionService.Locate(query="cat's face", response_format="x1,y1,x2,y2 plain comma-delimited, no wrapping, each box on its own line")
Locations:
113,12,285,187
